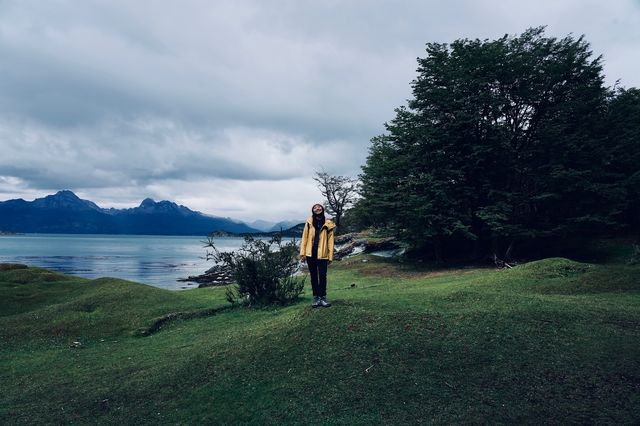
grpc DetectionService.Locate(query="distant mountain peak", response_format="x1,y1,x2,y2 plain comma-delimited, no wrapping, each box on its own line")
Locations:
32,190,101,211
53,189,80,199
139,198,157,208
136,198,190,216
269,219,303,232
42,190,83,203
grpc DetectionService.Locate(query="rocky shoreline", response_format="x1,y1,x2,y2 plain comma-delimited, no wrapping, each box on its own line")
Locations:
0,263,28,271
177,264,235,288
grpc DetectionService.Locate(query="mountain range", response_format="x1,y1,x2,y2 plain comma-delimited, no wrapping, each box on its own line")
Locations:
0,190,300,235
248,219,302,233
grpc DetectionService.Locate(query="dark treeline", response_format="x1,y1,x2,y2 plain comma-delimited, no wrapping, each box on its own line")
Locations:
354,27,640,263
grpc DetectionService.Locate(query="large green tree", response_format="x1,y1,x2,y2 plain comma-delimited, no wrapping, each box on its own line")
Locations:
605,87,640,236
359,27,631,261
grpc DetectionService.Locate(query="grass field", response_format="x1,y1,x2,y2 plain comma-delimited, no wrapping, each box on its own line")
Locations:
1,239,639,425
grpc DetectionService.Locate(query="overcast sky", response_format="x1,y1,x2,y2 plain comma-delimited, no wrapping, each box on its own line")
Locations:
1,0,639,222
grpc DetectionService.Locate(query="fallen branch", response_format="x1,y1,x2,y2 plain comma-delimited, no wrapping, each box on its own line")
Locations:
493,253,514,269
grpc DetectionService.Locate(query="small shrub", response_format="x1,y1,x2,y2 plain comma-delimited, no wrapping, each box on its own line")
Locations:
205,235,304,306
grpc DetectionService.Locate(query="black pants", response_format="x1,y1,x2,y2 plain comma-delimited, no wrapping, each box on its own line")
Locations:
306,257,328,297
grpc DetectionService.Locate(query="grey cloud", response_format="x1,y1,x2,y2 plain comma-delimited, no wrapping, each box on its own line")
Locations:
0,116,354,191
0,0,426,147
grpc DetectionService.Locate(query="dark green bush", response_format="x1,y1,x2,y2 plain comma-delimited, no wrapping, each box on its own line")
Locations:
205,235,304,306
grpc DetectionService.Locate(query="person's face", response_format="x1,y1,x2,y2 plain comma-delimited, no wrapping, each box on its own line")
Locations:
312,205,324,215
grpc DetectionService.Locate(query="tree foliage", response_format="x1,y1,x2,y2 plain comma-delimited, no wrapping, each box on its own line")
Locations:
205,235,304,306
358,27,639,262
605,87,640,233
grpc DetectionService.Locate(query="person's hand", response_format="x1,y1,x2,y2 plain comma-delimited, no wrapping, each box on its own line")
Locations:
300,255,306,261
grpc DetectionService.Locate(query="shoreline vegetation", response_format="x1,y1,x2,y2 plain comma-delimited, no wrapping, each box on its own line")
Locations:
183,232,404,287
1,237,638,424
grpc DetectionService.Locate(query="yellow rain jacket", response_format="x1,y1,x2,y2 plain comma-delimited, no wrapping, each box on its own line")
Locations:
299,217,336,261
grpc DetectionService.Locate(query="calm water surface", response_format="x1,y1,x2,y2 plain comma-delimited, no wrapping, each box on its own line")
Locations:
0,234,251,290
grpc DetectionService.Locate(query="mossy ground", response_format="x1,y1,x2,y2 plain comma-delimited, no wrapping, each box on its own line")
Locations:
1,239,639,425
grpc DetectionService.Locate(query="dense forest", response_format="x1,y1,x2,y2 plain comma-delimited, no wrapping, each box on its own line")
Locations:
353,27,640,263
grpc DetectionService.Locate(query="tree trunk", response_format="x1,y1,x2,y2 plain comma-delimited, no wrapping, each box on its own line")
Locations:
434,236,445,264
472,237,485,261
504,239,515,261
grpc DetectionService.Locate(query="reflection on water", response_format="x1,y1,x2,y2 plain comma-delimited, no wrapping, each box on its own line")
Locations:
0,234,254,290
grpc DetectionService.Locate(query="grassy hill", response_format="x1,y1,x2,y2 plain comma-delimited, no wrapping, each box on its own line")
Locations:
1,239,639,424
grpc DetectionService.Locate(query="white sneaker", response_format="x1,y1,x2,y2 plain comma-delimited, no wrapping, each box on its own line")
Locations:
319,297,332,307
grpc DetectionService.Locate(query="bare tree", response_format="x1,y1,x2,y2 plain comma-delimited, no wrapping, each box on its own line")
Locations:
313,170,359,232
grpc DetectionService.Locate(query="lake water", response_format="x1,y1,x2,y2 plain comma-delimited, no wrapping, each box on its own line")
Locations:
0,234,255,290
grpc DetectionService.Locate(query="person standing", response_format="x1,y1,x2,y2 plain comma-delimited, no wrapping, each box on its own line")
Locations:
300,203,336,307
